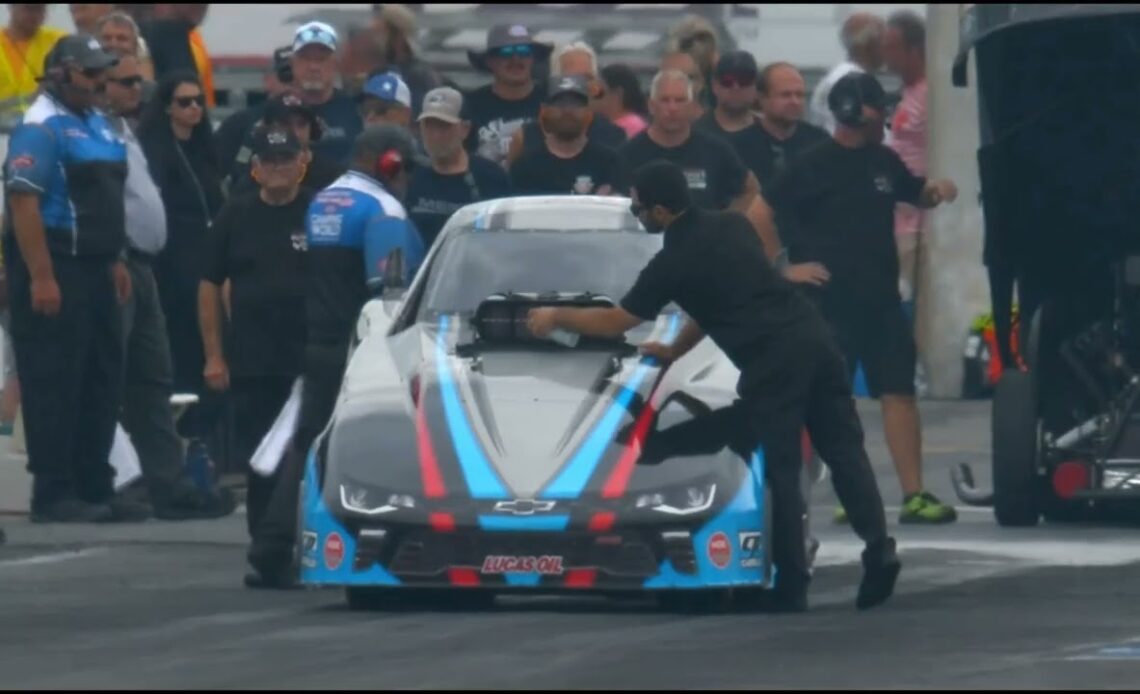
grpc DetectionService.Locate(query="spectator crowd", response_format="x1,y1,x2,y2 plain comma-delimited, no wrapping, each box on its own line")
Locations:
0,4,946,559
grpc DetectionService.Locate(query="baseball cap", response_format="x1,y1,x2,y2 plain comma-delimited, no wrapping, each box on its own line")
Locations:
359,72,412,108
44,34,118,75
251,125,302,159
828,71,888,117
546,75,590,104
418,86,463,124
293,21,338,53
715,50,758,78
262,92,323,140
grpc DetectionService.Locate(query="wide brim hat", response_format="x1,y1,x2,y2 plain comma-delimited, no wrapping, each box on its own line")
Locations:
466,23,553,73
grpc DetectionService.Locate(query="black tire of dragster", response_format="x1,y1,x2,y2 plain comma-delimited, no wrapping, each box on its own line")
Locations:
992,368,1042,527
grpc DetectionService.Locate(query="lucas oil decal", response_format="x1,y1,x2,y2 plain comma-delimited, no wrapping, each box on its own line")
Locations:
481,555,565,575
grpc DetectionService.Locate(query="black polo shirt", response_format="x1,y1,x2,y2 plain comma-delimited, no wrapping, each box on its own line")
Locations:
763,140,925,307
620,208,826,375
202,189,314,378
618,128,748,211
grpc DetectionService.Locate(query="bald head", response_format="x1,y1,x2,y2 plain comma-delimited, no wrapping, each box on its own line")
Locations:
840,12,886,72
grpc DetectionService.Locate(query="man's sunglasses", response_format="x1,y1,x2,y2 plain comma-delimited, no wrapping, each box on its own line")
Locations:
174,95,205,108
490,44,533,60
718,72,756,89
109,75,143,88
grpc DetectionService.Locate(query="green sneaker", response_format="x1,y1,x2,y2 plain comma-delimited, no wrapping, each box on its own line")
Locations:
833,505,849,525
899,491,958,524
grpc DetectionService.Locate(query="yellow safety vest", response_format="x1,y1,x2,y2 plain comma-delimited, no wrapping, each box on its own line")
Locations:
0,27,66,126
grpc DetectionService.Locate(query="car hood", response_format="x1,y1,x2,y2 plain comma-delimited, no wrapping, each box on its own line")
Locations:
326,313,748,501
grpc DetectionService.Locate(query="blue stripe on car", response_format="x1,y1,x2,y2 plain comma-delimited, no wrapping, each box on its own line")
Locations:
477,515,571,532
435,314,510,499
540,314,681,499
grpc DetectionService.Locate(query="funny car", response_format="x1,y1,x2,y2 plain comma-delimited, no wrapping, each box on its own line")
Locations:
296,195,781,610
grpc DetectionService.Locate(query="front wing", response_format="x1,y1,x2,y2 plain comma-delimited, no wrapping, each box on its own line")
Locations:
297,450,774,592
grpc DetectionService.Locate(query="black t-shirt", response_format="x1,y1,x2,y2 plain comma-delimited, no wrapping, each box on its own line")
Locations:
695,113,771,190
763,140,926,305
519,116,627,155
406,155,512,248
309,91,364,167
618,129,748,210
202,189,314,377
462,84,544,168
752,121,831,192
620,208,827,379
509,140,627,197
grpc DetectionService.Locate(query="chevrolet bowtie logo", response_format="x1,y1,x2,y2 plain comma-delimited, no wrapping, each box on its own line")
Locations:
493,499,557,515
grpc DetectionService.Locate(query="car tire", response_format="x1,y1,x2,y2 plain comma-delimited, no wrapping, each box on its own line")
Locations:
992,369,1042,527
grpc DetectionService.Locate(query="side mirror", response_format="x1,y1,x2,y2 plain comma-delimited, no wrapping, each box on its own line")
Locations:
367,247,407,298
383,247,406,292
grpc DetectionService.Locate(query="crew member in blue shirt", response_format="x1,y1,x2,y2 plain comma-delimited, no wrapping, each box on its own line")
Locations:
244,124,427,588
2,35,133,523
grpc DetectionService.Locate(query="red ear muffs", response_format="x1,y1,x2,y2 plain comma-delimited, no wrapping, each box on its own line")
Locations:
378,148,404,179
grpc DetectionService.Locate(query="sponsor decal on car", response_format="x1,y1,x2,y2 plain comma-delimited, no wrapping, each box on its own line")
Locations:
324,531,345,570
738,531,763,568
480,555,565,575
707,531,732,569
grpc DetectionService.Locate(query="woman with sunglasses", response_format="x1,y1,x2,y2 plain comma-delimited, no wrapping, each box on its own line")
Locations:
138,71,225,483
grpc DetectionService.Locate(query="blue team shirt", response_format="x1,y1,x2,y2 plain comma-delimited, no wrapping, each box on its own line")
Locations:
3,93,128,257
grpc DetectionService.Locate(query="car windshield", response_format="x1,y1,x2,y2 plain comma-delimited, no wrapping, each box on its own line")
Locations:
416,229,668,319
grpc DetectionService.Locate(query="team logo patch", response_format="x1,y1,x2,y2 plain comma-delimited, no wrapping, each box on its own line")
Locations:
874,174,893,194
301,531,318,568
738,531,763,568
291,231,307,251
324,531,345,570
9,154,34,169
572,175,595,195
683,168,708,190
707,531,732,569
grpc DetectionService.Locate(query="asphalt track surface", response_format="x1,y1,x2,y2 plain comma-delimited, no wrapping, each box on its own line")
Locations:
3,400,1140,689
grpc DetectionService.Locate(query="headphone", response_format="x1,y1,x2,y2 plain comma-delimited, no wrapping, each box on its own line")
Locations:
831,76,867,128
377,147,407,180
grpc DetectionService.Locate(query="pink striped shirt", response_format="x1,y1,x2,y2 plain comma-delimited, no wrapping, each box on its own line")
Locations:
888,78,928,237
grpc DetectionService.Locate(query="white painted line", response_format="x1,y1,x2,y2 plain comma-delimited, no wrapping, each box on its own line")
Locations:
0,547,107,568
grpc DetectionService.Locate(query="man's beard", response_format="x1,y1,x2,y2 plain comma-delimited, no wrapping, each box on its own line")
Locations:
721,101,753,119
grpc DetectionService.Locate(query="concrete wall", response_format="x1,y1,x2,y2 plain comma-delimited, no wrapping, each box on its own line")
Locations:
915,3,989,398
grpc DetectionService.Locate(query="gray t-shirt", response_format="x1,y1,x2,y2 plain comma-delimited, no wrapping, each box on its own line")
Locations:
110,115,167,256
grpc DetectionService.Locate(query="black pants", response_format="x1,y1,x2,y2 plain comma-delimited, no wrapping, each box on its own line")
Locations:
7,253,123,508
247,343,346,574
230,375,297,538
121,254,200,507
738,330,890,592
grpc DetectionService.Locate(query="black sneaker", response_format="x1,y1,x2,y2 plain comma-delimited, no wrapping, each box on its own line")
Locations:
856,538,901,610
98,495,154,523
154,486,237,521
30,497,113,524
